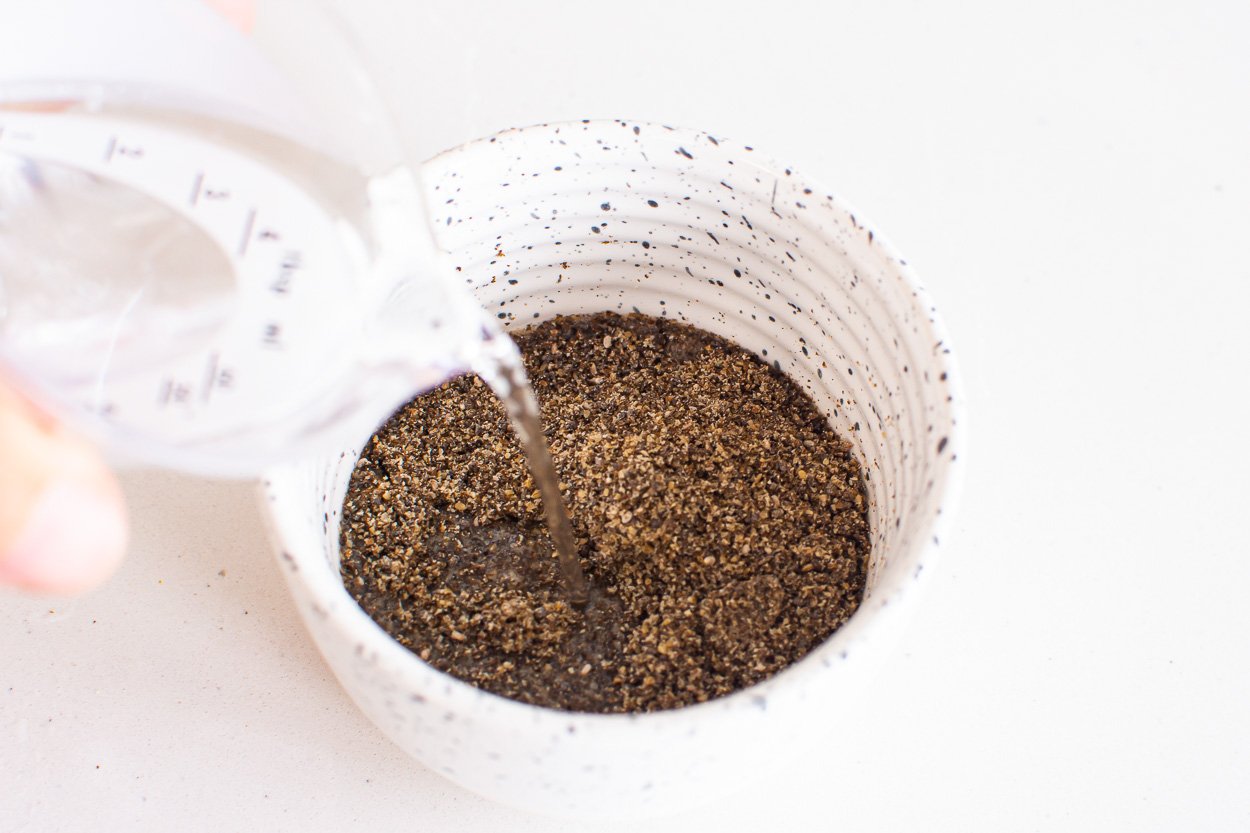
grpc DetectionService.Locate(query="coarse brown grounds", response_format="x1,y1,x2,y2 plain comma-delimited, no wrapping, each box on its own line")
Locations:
340,312,870,713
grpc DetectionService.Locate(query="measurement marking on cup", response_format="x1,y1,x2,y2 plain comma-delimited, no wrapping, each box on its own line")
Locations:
271,250,302,295
238,209,257,256
201,352,220,403
189,172,205,206
157,377,192,407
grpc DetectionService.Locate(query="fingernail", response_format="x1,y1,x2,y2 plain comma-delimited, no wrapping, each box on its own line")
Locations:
0,481,127,594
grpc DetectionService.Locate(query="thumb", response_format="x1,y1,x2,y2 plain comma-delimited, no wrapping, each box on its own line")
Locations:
0,382,128,594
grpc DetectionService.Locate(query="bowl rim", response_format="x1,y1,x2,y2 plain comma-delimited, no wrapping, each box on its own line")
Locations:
261,118,968,731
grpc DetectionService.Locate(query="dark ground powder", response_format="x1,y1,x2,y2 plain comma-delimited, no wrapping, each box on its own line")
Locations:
340,312,870,713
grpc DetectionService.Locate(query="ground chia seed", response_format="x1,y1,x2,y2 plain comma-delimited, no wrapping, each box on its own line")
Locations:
340,312,870,713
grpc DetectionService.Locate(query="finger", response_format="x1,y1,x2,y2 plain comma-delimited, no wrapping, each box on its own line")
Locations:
203,0,256,33
0,383,128,594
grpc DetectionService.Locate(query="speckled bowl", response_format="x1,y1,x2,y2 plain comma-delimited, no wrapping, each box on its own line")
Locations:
261,121,964,817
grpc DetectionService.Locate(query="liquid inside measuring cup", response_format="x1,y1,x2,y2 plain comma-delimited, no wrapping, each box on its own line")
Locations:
0,100,590,601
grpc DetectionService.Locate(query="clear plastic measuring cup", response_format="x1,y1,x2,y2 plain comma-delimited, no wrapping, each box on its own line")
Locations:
0,0,484,475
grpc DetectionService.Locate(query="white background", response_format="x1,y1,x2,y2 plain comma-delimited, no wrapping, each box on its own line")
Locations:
4,0,1249,830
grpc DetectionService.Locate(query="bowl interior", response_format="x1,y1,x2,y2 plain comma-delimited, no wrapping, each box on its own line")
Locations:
262,121,963,815
285,119,961,662
297,120,960,619
426,122,960,597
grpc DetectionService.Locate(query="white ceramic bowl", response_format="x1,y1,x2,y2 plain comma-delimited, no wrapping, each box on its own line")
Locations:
262,121,964,817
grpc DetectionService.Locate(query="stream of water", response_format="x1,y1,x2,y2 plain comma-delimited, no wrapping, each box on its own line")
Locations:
466,322,590,606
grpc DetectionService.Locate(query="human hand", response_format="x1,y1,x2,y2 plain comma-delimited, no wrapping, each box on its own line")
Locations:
0,382,127,593
0,0,253,594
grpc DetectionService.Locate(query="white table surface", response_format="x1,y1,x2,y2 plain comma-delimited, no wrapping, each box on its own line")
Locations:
4,1,1249,830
